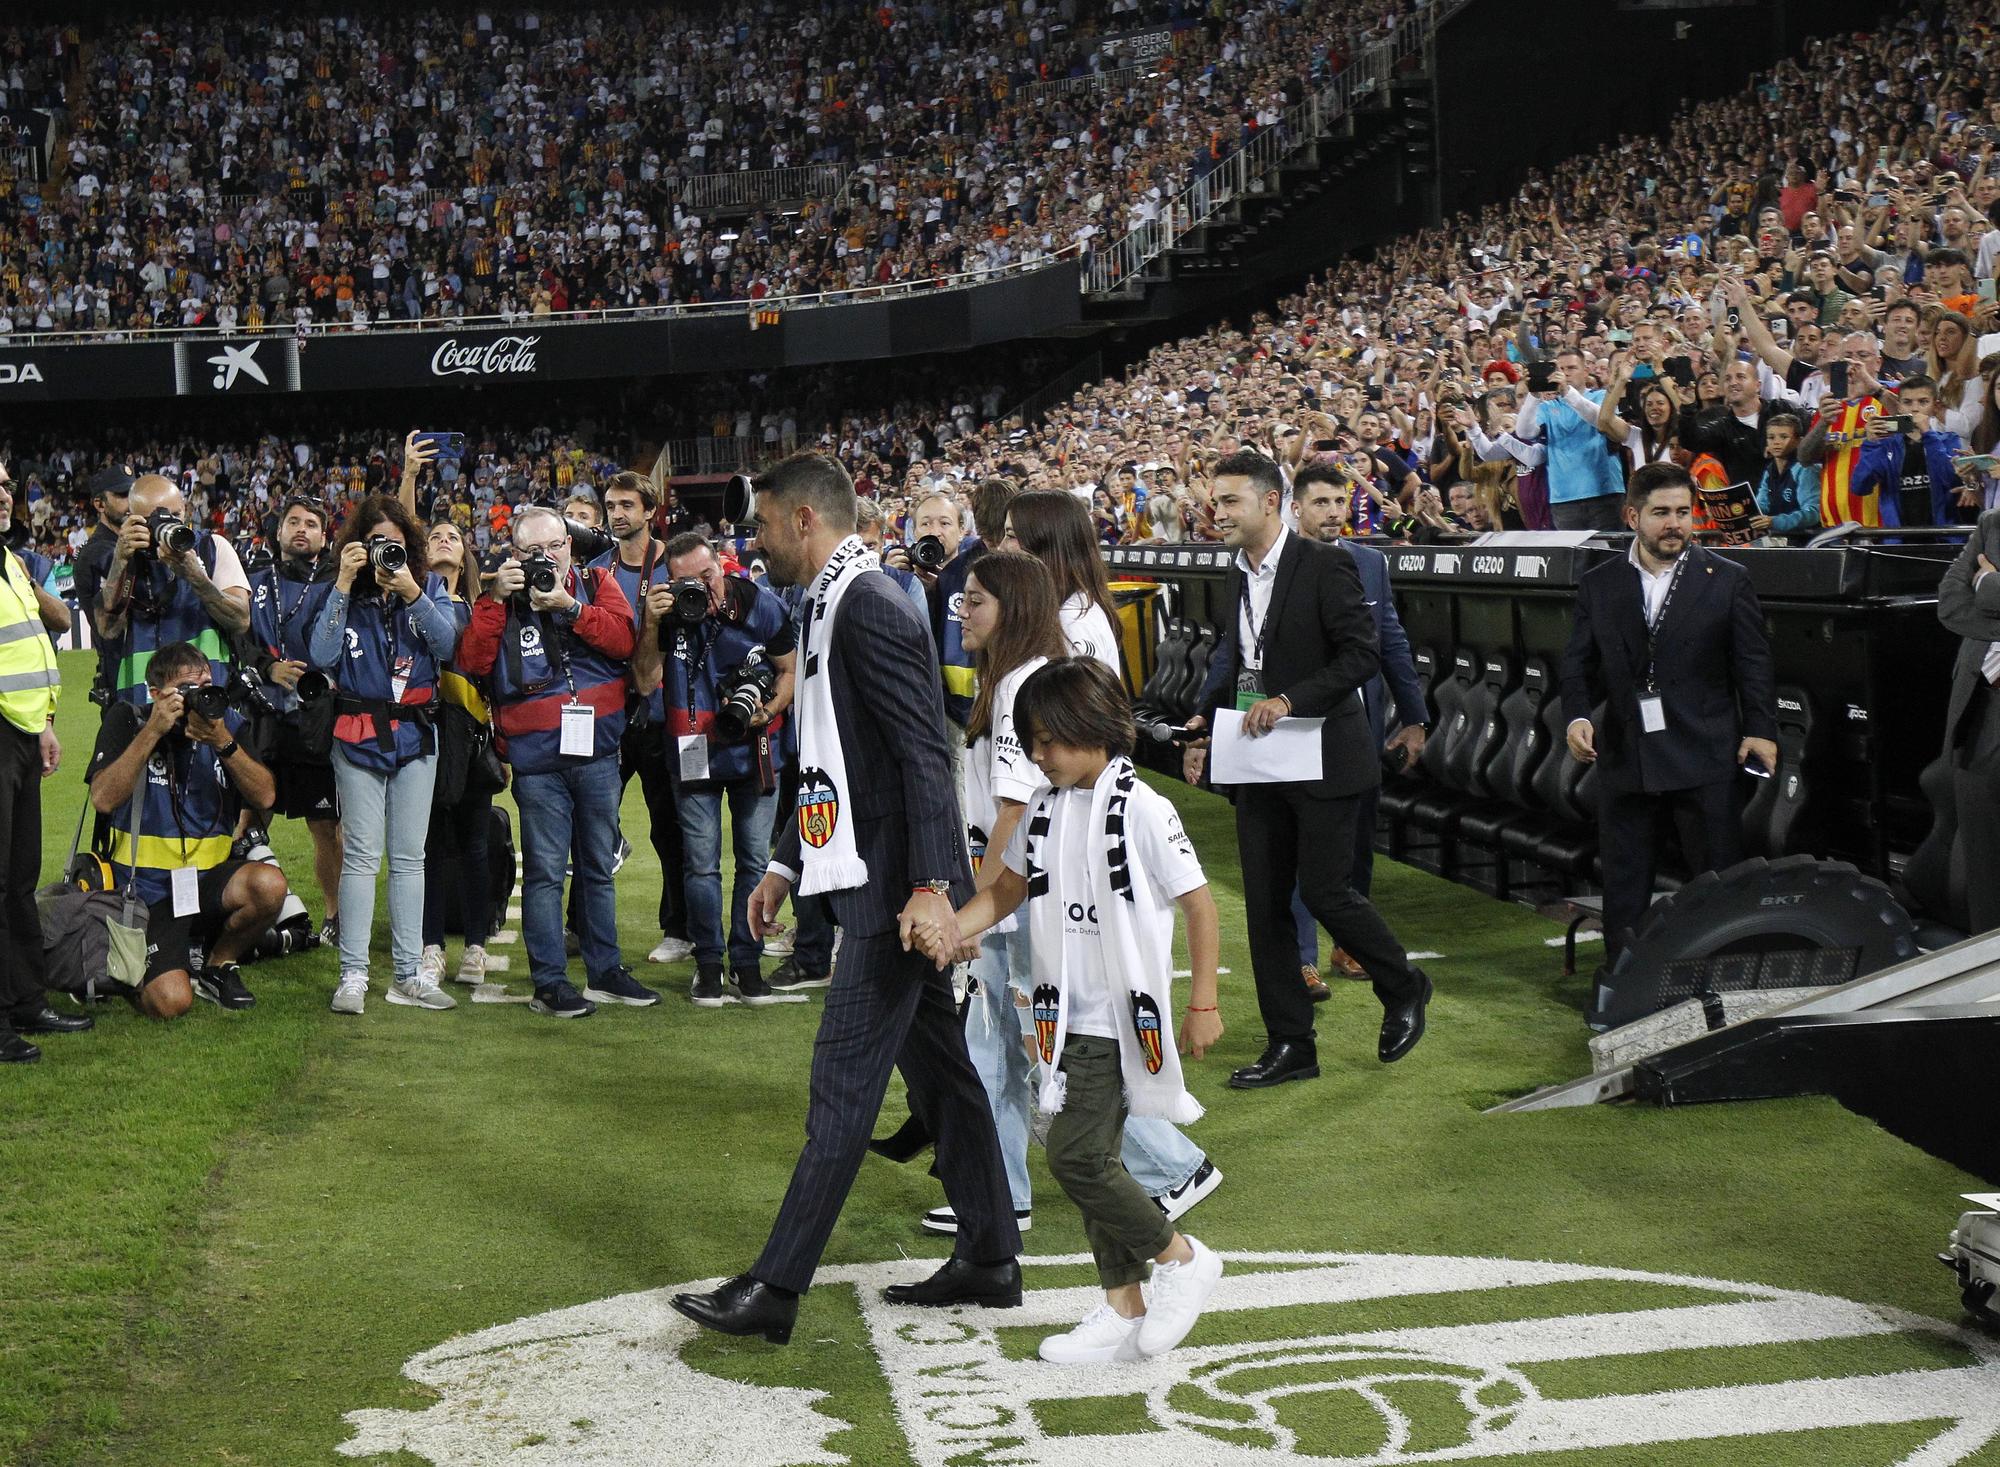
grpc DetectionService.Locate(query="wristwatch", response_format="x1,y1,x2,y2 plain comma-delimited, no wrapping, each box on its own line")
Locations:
911,880,953,897
215,739,241,761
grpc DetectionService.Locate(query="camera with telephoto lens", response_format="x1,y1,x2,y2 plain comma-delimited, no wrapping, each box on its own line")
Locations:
713,647,779,742
666,576,710,627
294,668,332,704
147,509,197,559
179,668,277,725
367,535,407,577
910,534,949,573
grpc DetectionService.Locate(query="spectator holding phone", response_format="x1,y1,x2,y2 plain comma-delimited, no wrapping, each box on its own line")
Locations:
1753,414,1822,536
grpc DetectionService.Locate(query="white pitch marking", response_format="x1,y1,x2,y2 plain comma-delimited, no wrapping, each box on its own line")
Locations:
1406,951,1444,960
477,954,510,972
1173,967,1230,978
488,929,519,946
1550,930,1604,948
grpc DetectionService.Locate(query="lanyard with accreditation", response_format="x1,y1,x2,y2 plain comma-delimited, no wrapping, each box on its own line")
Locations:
1636,553,1688,735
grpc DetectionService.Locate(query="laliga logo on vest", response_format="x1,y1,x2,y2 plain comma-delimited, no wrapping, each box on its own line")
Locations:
338,1252,2000,1466
430,335,540,378
0,362,44,385
518,625,544,654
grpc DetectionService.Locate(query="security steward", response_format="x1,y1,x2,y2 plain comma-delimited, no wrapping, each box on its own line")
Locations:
0,495,79,1063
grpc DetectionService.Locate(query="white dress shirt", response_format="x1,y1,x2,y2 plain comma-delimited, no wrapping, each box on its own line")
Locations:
1629,540,1679,629
1236,523,1289,672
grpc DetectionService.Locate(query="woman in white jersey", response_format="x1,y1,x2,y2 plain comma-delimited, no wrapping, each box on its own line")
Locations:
1002,490,1125,674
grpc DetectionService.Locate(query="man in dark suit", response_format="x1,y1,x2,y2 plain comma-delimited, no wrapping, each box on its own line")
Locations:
1186,451,1432,1090
671,454,1020,1344
1560,461,1778,965
1934,507,2000,934
1291,463,1429,991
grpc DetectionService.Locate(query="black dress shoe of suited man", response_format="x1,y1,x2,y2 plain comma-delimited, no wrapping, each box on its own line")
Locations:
670,1274,798,1344
1228,1039,1320,1089
882,1256,1023,1308
1378,970,1433,1064
15,1006,93,1035
0,1031,40,1063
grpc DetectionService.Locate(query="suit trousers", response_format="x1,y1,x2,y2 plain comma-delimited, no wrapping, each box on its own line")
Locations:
1237,783,1418,1048
754,930,1020,1293
0,722,49,1021
1597,778,1745,961
1289,783,1382,965
1953,682,2000,935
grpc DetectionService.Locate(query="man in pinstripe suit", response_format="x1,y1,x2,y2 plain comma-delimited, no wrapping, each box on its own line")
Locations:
672,454,1021,1345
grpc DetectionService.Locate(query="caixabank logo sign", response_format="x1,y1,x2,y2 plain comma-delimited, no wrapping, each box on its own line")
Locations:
339,1252,2000,1465
172,338,302,396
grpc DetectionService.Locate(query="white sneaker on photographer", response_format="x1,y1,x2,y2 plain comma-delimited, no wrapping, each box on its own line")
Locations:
419,945,446,985
648,935,695,964
454,945,488,984
331,973,368,1015
389,975,457,1010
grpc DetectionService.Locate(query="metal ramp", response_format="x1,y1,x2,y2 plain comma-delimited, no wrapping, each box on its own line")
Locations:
1488,930,2000,1113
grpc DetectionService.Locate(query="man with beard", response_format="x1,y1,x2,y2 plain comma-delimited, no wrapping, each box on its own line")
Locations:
1289,463,1428,993
1560,462,1779,970
241,494,342,942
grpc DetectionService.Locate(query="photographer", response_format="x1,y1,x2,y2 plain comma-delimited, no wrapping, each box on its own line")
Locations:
242,494,341,945
855,498,930,624
301,495,461,1015
86,642,289,1018
632,532,798,1007
913,490,979,733
587,470,692,968
456,505,640,1019
89,474,251,708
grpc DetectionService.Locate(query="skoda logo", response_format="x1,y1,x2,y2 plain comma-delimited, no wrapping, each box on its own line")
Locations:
0,362,45,385
338,1252,2000,1465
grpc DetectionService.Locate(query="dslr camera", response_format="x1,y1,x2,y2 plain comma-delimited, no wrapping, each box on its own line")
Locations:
367,536,408,577
910,534,949,573
665,576,710,627
714,647,778,742
511,550,560,617
176,669,276,726
146,509,197,559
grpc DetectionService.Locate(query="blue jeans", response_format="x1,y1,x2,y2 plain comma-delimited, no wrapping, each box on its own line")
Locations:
515,756,623,992
331,746,437,982
678,778,777,972
965,926,1205,1211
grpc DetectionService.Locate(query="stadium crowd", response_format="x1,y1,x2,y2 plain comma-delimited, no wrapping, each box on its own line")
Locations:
0,0,1421,339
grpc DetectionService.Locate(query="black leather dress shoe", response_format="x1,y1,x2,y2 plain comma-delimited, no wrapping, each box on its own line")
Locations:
15,1006,93,1035
867,1113,935,1164
1228,1040,1320,1089
0,1031,41,1063
1378,970,1433,1063
671,1273,798,1344
883,1256,1022,1308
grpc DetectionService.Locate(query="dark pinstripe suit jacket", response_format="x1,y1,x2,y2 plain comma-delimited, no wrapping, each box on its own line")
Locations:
773,570,974,937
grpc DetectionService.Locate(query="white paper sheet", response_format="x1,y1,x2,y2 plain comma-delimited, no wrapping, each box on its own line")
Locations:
1210,708,1324,784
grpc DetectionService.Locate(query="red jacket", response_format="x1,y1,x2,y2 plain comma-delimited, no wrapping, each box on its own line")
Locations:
456,566,636,677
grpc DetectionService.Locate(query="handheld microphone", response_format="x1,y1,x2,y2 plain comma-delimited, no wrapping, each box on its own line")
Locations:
1140,719,1201,747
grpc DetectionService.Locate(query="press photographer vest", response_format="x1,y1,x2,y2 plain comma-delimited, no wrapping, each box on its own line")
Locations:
934,540,981,729
487,567,628,775
111,534,231,707
299,576,449,773
247,556,332,714
102,711,242,905
0,548,58,733
664,575,789,787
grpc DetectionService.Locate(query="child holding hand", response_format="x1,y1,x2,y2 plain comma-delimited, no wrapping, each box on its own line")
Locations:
912,657,1225,1365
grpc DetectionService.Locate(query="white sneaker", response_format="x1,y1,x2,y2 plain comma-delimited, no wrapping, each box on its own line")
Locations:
648,935,695,964
454,945,488,984
1136,1238,1223,1357
921,1205,1031,1236
1038,1304,1145,1365
418,944,446,984
388,975,458,1010
763,922,794,957
1157,1160,1223,1222
331,973,368,1014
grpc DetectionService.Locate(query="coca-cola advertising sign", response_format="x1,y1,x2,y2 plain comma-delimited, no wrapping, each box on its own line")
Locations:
430,335,541,377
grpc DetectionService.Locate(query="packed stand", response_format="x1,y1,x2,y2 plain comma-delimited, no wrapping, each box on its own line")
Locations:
0,0,1420,339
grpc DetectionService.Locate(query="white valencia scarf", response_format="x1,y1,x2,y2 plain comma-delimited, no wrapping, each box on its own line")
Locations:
793,534,879,895
1024,757,1203,1125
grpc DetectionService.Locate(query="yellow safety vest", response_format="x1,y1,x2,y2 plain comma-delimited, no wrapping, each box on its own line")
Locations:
0,549,58,734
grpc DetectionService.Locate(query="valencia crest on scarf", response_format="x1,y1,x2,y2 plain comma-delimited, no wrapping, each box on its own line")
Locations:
1023,756,1204,1125
793,534,879,895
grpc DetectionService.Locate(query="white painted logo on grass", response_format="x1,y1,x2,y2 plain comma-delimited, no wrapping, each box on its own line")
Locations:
339,1252,2000,1464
